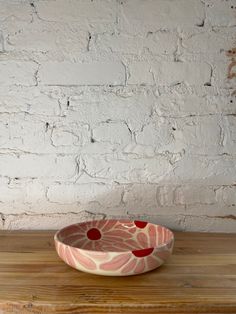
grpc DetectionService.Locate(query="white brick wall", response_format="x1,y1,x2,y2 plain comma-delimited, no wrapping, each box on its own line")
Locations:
0,0,235,232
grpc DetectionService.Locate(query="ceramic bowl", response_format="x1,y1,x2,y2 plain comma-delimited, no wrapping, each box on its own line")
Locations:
54,219,174,276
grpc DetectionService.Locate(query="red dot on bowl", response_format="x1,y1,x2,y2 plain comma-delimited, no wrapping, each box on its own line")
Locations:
132,248,154,258
134,220,148,228
87,228,101,240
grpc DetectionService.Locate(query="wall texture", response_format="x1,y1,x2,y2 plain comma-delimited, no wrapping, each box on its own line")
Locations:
0,0,236,231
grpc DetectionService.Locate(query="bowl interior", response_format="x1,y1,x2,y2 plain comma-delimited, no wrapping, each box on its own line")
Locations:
55,220,173,252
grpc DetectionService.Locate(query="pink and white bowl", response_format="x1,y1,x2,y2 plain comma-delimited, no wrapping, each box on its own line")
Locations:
54,219,174,276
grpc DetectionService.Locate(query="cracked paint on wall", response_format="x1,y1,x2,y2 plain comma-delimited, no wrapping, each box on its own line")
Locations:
0,0,235,232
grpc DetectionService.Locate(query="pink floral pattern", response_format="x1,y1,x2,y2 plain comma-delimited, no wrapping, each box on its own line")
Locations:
54,219,174,276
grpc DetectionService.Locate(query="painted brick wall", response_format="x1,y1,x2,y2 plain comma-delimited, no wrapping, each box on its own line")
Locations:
0,0,235,231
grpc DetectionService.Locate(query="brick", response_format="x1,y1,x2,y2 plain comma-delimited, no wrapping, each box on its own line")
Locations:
95,31,177,55
65,87,153,131
156,186,175,206
122,143,155,158
0,86,61,116
155,62,212,86
137,210,179,226
216,186,236,206
0,1,32,22
182,29,235,55
175,186,216,205
129,214,185,231
25,92,61,116
145,31,178,55
136,115,223,155
0,154,76,179
38,62,126,86
120,0,205,33
3,211,106,230
0,200,85,215
185,204,234,216
182,215,236,233
36,0,115,23
136,119,173,152
95,33,144,55
155,91,236,117
163,155,236,185
82,155,173,183
174,116,223,155
123,184,158,214
206,0,236,26
0,116,54,154
5,21,88,56
23,180,46,204
51,123,90,148
222,116,236,154
0,62,37,86
128,62,212,86
212,61,233,88
92,122,131,145
128,62,154,85
0,177,23,203
47,183,123,206
51,128,80,147
0,178,46,204
80,141,118,156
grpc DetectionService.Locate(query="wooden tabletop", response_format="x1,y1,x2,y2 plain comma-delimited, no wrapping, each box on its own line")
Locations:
0,231,236,314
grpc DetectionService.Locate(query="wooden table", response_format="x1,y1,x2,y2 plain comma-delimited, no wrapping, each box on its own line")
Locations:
0,231,236,314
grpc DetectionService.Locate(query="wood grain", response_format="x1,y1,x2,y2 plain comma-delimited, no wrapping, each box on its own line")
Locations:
0,231,236,314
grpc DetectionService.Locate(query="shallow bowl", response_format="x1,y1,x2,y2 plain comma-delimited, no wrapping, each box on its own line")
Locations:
54,219,174,276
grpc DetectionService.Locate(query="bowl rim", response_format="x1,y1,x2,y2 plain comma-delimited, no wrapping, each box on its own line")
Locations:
54,219,174,254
